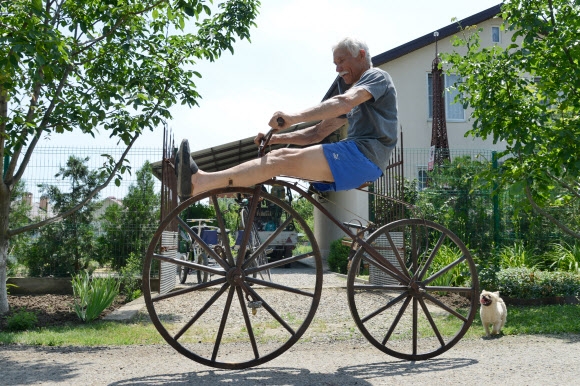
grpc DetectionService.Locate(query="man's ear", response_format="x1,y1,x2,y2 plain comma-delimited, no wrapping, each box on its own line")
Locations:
359,49,366,60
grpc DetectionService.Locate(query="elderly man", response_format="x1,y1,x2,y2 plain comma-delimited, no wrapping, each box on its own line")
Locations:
177,37,398,199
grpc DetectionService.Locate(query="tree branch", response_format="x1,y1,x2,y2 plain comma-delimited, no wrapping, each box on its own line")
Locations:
546,170,580,200
49,0,66,27
72,0,169,57
524,183,580,240
546,0,577,70
8,75,172,238
10,65,72,188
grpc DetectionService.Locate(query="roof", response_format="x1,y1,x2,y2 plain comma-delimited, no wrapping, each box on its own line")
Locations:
324,4,503,99
152,3,503,177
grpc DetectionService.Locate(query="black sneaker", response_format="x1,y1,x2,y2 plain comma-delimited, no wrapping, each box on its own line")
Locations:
176,139,198,200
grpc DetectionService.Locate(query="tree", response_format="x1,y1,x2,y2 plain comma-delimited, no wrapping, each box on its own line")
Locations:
96,161,159,270
7,179,30,275
442,0,580,240
21,156,104,276
0,0,260,313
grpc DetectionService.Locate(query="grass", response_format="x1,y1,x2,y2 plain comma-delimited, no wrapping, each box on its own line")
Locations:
0,321,164,346
459,304,580,339
1,305,579,346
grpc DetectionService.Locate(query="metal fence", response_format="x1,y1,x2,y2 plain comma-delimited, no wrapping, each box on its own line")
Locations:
8,146,164,277
8,145,577,276
371,147,578,259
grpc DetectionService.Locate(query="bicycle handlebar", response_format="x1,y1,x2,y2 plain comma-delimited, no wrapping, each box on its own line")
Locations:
258,117,285,157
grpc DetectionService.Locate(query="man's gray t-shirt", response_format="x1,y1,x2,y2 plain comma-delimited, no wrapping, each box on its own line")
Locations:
346,67,398,170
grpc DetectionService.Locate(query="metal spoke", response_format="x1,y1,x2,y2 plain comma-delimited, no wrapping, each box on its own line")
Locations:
423,255,467,285
361,291,408,323
417,232,447,280
418,297,445,347
174,283,230,340
381,296,412,346
245,277,316,297
422,292,468,322
236,287,260,359
211,285,236,362
151,277,227,302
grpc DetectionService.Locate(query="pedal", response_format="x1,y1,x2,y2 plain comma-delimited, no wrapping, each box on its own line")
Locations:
247,300,262,315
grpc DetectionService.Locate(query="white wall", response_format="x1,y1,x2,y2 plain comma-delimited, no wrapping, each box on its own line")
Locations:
379,18,514,152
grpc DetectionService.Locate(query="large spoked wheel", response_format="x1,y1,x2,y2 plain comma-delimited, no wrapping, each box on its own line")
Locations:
347,218,479,360
143,185,323,369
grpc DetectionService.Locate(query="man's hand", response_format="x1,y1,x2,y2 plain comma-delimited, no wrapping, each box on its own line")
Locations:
254,132,267,146
268,112,294,130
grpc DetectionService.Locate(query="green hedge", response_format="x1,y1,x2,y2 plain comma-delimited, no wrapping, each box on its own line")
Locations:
494,267,580,299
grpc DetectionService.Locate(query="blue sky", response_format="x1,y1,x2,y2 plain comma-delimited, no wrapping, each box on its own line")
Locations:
56,0,502,152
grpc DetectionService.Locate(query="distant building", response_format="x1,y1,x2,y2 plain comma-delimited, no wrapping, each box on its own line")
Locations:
21,193,56,221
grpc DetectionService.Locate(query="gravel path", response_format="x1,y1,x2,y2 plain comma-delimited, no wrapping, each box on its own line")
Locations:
2,335,579,385
2,266,579,385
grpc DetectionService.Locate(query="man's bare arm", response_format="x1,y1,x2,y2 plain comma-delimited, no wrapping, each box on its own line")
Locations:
268,86,373,130
269,117,347,146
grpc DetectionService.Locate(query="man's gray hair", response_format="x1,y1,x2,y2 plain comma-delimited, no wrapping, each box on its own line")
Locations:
333,37,372,67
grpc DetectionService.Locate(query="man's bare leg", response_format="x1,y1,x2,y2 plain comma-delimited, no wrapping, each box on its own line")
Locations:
185,145,333,197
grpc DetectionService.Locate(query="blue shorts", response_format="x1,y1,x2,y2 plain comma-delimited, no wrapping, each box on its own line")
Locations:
311,141,382,192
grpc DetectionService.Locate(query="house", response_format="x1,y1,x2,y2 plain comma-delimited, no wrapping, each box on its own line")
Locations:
21,193,56,221
92,196,123,234
93,196,123,220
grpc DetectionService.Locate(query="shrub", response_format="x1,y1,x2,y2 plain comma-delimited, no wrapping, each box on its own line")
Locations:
495,267,580,299
6,309,38,331
119,253,143,302
499,242,536,269
72,271,120,322
327,239,350,274
549,241,580,273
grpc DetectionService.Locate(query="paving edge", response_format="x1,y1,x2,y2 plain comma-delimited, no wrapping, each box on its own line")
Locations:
103,296,145,321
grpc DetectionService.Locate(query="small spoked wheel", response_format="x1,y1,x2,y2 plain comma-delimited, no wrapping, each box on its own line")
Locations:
177,254,189,284
143,185,323,369
347,218,479,360
194,251,209,284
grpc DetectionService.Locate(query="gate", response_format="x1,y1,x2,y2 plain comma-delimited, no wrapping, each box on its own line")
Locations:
158,125,179,295
370,131,405,225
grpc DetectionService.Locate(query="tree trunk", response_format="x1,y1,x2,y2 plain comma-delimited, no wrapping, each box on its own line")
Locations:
0,183,10,314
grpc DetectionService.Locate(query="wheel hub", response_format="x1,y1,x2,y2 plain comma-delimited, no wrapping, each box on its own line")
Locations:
409,279,425,296
226,267,245,286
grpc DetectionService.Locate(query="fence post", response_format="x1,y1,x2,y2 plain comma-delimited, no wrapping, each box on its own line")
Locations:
368,182,375,223
492,151,500,247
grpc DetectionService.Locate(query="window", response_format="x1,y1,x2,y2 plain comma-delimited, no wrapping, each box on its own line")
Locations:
417,166,429,191
491,26,501,43
427,73,465,121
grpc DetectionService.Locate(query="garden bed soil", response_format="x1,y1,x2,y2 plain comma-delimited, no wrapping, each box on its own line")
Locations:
0,294,127,331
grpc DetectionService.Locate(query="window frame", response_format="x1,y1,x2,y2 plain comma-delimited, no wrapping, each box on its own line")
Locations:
426,73,465,122
417,166,429,191
491,25,501,44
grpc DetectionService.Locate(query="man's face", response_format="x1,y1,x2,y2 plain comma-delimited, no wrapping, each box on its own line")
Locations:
333,47,367,85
